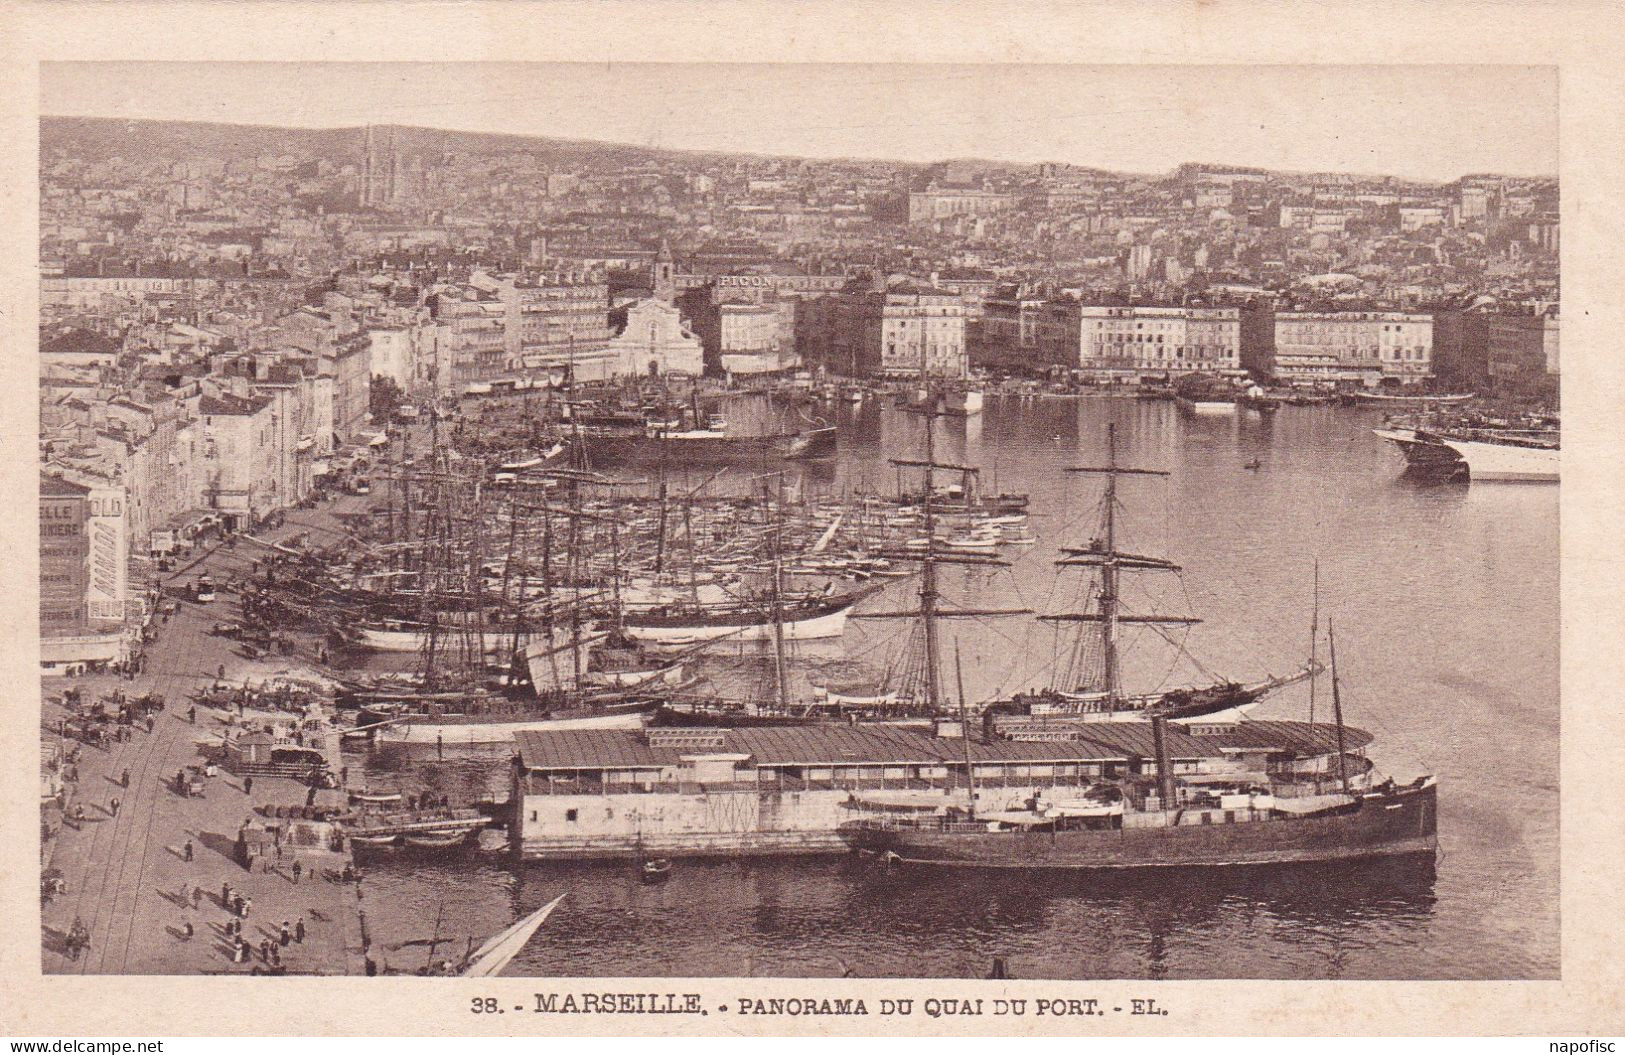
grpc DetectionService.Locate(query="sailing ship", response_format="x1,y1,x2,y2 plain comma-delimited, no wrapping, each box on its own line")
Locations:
342,425,676,744
989,424,1318,725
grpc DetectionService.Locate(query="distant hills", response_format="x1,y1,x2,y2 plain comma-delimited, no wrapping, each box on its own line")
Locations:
39,116,1546,187
40,116,816,169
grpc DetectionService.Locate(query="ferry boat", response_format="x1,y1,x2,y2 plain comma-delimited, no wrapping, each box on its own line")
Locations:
577,406,838,465
840,623,1436,872
841,772,1436,871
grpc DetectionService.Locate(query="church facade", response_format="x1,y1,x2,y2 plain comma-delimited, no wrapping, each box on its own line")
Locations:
603,240,705,378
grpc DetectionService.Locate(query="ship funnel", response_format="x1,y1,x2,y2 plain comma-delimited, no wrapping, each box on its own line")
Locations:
1151,715,1177,811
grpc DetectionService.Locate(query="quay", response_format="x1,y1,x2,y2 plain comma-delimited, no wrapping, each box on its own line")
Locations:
40,496,379,975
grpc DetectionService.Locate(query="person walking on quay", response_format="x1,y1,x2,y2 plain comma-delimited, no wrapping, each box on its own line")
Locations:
181,919,194,940
230,891,243,916
242,896,252,920
291,859,302,884
187,705,196,724
279,921,291,948
218,664,226,680
120,768,130,788
243,775,253,797
191,885,202,910
109,796,121,817
295,917,305,944
184,839,194,862
221,880,231,907
259,937,272,963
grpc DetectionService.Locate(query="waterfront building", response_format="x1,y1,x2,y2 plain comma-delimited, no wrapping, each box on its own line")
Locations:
1073,305,1242,380
366,325,414,385
496,273,612,380
685,299,798,378
974,288,1074,372
602,297,705,379
196,391,280,531
1487,310,1560,395
829,281,968,380
594,243,706,379
40,472,126,671
1429,308,1492,393
330,333,373,445
1269,311,1433,386
40,473,91,636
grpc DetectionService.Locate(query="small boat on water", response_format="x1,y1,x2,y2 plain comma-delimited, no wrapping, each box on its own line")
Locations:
349,790,404,807
640,858,673,884
349,834,402,849
405,832,473,851
1174,376,1238,414
1353,390,1475,408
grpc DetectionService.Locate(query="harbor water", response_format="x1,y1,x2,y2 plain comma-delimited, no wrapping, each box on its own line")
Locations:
356,396,1558,979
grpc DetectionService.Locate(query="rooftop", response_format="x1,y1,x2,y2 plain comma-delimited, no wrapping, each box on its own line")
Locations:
514,719,1369,772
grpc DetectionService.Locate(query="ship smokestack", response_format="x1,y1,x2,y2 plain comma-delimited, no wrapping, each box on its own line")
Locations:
1151,715,1176,811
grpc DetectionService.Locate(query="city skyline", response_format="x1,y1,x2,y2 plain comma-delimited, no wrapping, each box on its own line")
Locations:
41,62,1557,182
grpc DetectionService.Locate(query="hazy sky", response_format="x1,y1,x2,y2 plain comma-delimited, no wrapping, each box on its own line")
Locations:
41,62,1557,181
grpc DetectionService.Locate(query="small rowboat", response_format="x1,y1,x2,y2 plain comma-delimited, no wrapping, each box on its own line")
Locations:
349,790,404,806
640,858,672,884
405,832,470,851
349,834,401,849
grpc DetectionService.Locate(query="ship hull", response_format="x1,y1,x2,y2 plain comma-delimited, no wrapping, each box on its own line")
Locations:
842,780,1436,871
582,426,837,466
1373,428,1466,471
1176,397,1236,414
1437,436,1559,482
357,627,529,654
373,706,657,745
621,600,856,645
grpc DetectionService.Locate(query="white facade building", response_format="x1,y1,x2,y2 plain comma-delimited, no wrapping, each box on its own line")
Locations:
1074,306,1241,378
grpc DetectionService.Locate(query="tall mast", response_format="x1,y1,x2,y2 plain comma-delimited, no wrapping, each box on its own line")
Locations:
681,483,700,606
567,474,582,690
919,326,943,714
1051,425,1185,707
768,473,791,714
1101,424,1121,703
1307,562,1320,728
953,637,975,817
1327,618,1351,794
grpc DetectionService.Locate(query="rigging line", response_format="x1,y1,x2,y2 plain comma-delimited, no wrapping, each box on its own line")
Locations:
1144,622,1212,684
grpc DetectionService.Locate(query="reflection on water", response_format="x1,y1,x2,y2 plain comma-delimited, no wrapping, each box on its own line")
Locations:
358,396,1557,979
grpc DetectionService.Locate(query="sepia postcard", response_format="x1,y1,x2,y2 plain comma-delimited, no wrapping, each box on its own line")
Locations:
0,0,1621,1039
